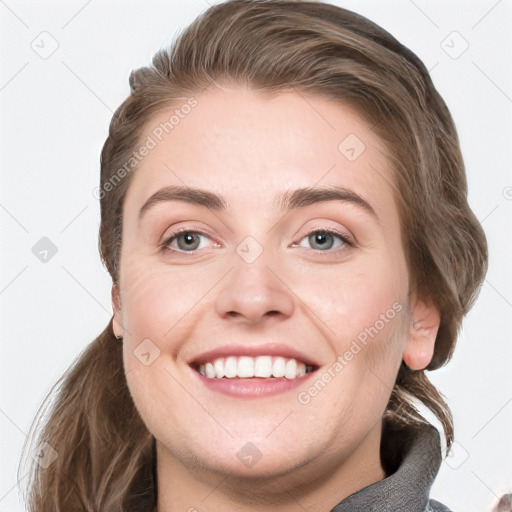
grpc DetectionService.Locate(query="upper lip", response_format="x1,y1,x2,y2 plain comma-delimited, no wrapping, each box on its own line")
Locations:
188,343,320,368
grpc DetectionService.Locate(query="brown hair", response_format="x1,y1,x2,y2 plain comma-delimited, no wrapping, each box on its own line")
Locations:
21,1,488,510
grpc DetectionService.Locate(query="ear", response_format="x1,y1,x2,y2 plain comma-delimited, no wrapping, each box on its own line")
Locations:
402,292,441,370
111,283,123,339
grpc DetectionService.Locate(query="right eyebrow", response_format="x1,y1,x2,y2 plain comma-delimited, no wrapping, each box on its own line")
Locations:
138,185,227,222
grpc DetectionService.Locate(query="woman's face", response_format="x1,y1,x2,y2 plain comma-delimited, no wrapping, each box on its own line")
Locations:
112,85,435,485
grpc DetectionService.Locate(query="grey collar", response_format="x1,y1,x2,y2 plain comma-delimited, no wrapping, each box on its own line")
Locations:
330,422,442,512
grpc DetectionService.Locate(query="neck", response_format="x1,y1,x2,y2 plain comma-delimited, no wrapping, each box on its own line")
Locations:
155,422,386,512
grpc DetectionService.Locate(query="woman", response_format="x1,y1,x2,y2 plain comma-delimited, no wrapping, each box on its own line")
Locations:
21,1,488,510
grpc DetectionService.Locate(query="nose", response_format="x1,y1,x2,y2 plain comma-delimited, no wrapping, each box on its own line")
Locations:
215,255,294,324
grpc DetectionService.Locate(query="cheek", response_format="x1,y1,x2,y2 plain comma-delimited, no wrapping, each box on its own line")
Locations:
119,261,204,432
296,256,406,340
119,259,215,341
292,252,408,396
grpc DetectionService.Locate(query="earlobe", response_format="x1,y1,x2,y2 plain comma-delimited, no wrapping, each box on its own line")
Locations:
111,284,123,339
403,293,441,371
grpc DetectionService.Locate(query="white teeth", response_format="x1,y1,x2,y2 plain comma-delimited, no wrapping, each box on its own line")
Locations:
205,362,215,379
224,356,237,378
254,356,273,377
197,355,312,379
214,359,225,378
237,356,254,378
284,358,297,379
273,356,286,378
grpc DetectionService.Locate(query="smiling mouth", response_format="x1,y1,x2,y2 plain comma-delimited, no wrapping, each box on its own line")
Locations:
191,355,317,380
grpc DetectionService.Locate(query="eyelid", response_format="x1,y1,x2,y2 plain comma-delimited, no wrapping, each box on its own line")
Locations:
160,227,219,253
292,227,354,250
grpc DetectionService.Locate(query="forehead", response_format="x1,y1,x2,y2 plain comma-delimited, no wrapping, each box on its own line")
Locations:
123,86,396,221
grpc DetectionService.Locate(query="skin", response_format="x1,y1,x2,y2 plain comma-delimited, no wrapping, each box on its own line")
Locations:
112,84,441,512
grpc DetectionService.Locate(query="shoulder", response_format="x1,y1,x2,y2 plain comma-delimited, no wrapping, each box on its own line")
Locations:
427,498,454,512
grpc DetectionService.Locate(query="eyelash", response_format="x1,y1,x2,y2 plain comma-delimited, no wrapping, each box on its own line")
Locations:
292,228,353,251
159,227,353,255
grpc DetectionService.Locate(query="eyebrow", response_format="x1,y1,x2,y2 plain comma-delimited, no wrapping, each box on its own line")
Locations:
138,184,378,222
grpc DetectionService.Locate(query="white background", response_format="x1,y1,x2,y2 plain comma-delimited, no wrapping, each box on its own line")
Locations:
1,1,511,511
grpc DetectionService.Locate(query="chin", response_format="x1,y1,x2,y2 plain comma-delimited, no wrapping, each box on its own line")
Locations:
204,449,311,480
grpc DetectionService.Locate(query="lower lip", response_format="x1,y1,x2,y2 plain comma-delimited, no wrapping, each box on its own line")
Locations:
193,368,317,398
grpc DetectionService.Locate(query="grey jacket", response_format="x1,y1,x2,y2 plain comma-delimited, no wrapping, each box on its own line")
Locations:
330,422,453,511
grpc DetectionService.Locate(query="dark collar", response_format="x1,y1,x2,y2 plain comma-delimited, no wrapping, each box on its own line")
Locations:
330,422,442,512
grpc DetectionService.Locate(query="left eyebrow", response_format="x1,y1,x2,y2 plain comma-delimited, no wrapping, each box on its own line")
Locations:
138,185,378,222
277,186,378,221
